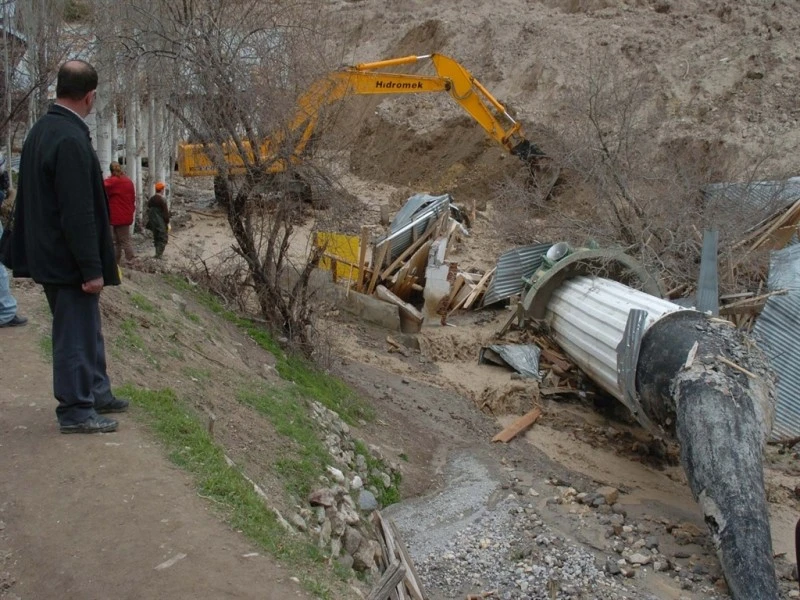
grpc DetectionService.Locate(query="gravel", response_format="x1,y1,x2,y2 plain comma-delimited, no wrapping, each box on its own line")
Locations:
387,454,657,599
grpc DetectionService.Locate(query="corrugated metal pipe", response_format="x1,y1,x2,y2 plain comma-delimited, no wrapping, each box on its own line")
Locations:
525,270,779,599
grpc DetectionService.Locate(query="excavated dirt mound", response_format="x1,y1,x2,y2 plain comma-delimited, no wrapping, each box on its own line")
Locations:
350,115,521,204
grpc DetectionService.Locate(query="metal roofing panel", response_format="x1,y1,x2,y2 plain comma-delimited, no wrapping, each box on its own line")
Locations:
754,294,800,441
696,230,719,315
703,177,800,215
482,243,552,307
479,344,541,379
380,194,450,262
768,244,800,291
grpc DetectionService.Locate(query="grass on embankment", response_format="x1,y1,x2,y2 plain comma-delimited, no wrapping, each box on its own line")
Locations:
165,274,374,425
120,385,337,598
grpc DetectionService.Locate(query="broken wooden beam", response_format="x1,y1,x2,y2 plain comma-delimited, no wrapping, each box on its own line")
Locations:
492,407,542,443
367,561,406,600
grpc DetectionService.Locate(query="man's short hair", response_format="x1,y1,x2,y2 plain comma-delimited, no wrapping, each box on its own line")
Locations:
56,60,98,101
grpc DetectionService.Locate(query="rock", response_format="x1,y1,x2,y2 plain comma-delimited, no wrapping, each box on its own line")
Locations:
778,562,798,581
351,475,363,490
645,536,660,550
654,560,670,572
353,540,380,572
611,503,627,517
358,490,379,512
609,514,625,527
326,506,346,537
592,496,606,507
337,553,354,571
343,526,364,556
606,558,622,575
629,552,652,565
380,472,392,488
340,503,361,525
788,590,800,599
290,513,307,532
326,466,345,484
595,486,619,505
339,490,356,507
317,518,332,547
330,536,342,558
621,567,636,578
308,488,335,507
170,293,187,311
272,508,293,532
356,454,368,472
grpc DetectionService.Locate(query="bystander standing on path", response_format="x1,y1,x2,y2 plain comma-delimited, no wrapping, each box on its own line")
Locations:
0,156,26,328
145,182,170,259
11,59,129,434
104,161,137,264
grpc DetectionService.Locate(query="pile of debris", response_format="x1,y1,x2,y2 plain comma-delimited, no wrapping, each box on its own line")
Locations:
315,193,547,332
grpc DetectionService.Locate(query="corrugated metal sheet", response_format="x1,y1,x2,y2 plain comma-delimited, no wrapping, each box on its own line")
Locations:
545,276,686,405
703,177,800,230
754,243,800,441
380,193,450,262
696,229,719,315
767,243,800,291
704,177,800,211
482,243,552,307
478,344,541,379
754,294,800,441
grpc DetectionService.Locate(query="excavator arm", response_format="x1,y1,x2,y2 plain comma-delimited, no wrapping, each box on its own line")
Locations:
177,53,542,177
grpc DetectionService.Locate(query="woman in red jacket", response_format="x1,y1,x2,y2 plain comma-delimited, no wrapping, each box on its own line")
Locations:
103,161,136,264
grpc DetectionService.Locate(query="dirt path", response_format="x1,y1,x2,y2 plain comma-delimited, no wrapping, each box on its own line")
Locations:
0,305,310,600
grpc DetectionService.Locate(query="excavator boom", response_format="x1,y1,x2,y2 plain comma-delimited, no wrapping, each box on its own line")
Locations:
177,54,541,178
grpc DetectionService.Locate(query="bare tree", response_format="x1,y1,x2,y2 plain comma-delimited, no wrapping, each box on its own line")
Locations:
493,53,777,295
113,0,347,353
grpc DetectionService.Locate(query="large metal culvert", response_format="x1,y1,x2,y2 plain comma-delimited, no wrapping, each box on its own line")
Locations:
522,265,779,599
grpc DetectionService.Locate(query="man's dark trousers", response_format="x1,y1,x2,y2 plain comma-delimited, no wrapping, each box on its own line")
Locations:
43,285,114,426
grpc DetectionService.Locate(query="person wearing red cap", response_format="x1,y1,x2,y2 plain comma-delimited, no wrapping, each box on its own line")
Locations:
145,181,170,258
103,161,136,264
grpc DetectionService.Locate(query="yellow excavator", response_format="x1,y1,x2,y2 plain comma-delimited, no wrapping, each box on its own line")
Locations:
177,53,544,198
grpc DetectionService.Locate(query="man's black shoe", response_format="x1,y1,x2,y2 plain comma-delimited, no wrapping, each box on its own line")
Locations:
0,315,28,328
96,397,130,414
60,415,118,434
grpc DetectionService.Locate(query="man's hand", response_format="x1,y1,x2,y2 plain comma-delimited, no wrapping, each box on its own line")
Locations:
82,277,104,294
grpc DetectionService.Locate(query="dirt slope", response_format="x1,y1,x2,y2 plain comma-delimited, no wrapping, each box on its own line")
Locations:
329,0,799,195
0,284,310,600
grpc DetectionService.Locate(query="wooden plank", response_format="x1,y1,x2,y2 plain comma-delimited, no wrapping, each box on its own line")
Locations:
356,226,370,292
462,267,495,310
539,386,576,396
389,520,426,600
719,289,787,315
381,220,437,280
367,242,390,295
366,561,406,600
718,355,757,379
376,285,424,325
540,347,572,372
491,407,542,443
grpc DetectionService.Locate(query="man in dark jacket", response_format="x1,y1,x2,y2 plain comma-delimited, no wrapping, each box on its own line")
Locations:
12,59,128,434
146,182,170,258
